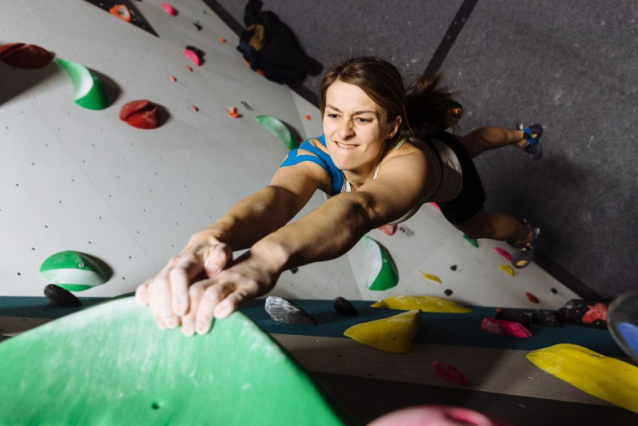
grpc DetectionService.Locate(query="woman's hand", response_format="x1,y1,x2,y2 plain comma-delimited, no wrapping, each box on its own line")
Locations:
135,229,233,332
183,247,283,336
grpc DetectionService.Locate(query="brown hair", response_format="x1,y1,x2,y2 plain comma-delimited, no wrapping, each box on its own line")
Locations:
318,56,461,142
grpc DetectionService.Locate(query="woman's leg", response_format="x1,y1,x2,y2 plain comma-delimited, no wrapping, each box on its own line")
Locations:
455,126,528,159
452,207,533,244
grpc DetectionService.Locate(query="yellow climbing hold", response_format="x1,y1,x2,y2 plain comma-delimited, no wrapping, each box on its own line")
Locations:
371,296,471,313
344,310,421,353
527,344,638,413
420,271,442,284
498,264,515,277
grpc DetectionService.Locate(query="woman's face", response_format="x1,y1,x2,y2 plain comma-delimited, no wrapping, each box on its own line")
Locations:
323,80,399,171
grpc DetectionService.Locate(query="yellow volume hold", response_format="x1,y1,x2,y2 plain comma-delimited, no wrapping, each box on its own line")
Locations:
371,296,471,313
526,344,638,413
344,310,422,353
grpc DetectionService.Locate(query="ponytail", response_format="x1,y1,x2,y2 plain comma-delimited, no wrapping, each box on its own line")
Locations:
406,73,463,138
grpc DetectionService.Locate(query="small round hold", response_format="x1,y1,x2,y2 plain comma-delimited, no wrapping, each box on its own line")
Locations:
190,105,199,112
219,37,226,43
228,107,241,118
333,297,359,316
169,75,177,82
450,265,458,271
444,289,453,296
290,267,299,274
551,288,558,294
44,284,82,307
185,65,193,72
303,115,311,121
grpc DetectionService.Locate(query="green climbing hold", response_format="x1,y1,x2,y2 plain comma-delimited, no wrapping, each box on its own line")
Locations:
56,58,108,110
462,234,479,248
348,236,398,291
0,298,349,425
39,251,108,291
255,115,297,150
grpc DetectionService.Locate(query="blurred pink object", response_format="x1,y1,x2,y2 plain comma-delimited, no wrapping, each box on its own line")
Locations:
183,49,201,66
493,247,512,262
431,361,470,386
368,405,499,426
481,318,532,338
160,3,176,16
430,202,440,211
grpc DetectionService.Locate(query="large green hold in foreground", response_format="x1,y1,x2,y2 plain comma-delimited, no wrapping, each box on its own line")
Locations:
0,298,350,426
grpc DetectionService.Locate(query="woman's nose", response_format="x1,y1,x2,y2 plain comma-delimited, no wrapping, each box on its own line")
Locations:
338,118,354,138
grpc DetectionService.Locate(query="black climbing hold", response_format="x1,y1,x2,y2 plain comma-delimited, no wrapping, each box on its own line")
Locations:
531,309,562,327
193,23,202,31
265,296,316,325
556,299,608,329
333,297,359,316
551,288,558,294
450,265,457,271
444,289,453,296
44,284,82,307
290,267,299,274
495,309,532,329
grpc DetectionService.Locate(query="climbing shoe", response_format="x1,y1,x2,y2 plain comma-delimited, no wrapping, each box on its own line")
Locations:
516,123,543,160
511,220,540,269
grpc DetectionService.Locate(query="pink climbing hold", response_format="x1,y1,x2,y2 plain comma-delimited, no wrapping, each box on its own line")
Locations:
494,247,512,262
430,202,440,211
190,105,199,112
169,75,177,82
368,406,498,426
160,3,177,16
183,49,201,67
185,65,193,72
481,318,532,338
431,362,470,386
378,224,396,236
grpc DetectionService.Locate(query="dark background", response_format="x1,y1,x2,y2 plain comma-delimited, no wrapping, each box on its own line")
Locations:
204,0,637,300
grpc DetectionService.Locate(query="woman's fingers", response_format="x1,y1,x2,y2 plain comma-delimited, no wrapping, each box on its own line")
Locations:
168,252,204,316
213,289,250,319
148,266,177,329
204,243,233,276
195,280,236,335
135,280,150,306
181,283,205,336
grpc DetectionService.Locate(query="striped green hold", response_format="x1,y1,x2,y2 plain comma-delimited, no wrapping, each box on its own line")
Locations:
255,115,297,150
56,58,108,110
349,236,399,291
39,251,108,292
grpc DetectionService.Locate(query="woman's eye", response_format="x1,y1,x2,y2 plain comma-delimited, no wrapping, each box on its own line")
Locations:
327,114,339,119
357,118,372,123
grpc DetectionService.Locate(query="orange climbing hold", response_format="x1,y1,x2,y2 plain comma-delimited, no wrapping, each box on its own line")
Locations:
119,100,159,130
219,38,227,43
185,65,193,72
228,107,241,118
190,105,199,112
160,3,177,16
526,292,540,304
582,303,607,323
109,5,132,22
304,115,311,121
0,43,53,69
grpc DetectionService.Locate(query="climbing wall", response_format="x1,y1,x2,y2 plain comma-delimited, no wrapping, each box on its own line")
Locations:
1,0,578,311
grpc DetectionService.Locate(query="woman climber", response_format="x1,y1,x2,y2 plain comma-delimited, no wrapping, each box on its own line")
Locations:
136,56,544,336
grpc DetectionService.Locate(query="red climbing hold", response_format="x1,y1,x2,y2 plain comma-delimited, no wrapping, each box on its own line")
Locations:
494,247,512,262
0,43,53,69
110,5,132,22
481,318,532,338
304,115,311,121
378,224,396,236
160,3,177,16
431,361,470,386
190,105,199,112
119,100,159,130
219,38,227,43
525,292,540,304
183,49,201,67
582,303,607,324
169,75,177,82
228,107,241,118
